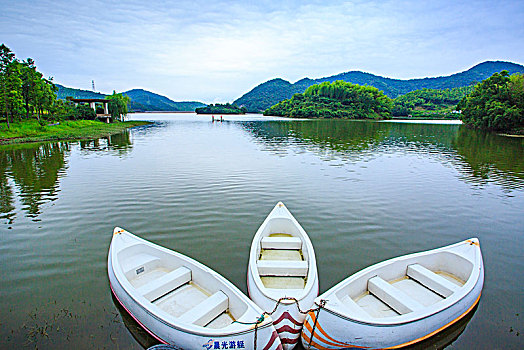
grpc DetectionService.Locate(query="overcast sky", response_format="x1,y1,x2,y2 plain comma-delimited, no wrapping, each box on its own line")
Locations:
2,0,523,103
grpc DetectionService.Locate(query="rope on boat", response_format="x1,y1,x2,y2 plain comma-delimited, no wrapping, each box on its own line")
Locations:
232,297,327,349
307,299,326,349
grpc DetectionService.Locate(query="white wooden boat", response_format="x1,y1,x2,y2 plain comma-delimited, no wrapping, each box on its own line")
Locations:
108,227,282,350
301,238,484,349
247,202,319,349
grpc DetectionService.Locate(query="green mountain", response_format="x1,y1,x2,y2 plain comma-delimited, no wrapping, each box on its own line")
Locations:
234,61,524,112
55,84,106,99
123,89,205,112
55,85,205,112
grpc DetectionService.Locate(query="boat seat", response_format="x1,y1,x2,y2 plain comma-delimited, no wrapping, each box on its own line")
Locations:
340,295,371,319
137,266,191,302
261,236,302,250
257,260,308,277
407,264,459,298
178,291,229,327
123,253,160,279
368,276,423,314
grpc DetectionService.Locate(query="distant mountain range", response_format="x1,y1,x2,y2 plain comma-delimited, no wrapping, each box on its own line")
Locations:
233,61,524,112
55,85,205,112
122,89,205,112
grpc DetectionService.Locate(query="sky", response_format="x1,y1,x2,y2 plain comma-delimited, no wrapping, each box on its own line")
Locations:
2,0,523,103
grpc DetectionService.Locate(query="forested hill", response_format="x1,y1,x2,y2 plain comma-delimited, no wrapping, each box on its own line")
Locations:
234,61,524,112
56,84,106,99
56,85,205,112
123,89,205,112
232,78,316,114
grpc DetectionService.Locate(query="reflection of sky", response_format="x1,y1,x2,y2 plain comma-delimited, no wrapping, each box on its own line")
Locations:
3,0,523,103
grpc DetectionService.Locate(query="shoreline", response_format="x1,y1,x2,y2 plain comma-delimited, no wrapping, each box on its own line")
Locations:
0,120,152,145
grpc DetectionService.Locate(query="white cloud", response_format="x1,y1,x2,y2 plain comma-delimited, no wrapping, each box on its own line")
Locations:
1,0,523,102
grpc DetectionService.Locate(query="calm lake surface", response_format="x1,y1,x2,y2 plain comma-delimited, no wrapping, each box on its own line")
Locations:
0,113,523,349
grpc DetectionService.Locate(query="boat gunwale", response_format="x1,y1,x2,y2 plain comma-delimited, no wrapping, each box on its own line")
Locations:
248,202,318,302
314,238,483,326
109,269,274,338
109,229,274,337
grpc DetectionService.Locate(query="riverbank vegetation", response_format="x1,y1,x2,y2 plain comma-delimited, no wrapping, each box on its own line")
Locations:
458,71,524,134
0,44,131,128
392,86,474,118
0,119,150,145
264,81,393,119
195,103,246,114
0,44,146,143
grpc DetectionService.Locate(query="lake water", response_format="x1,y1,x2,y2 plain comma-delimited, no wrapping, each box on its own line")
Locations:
0,113,523,349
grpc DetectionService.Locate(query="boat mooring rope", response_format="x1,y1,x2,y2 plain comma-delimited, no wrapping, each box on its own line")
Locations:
232,297,327,349
307,299,326,349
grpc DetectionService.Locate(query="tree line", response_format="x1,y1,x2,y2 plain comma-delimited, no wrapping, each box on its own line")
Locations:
392,86,474,117
458,70,523,133
0,44,129,128
264,80,393,119
195,103,247,114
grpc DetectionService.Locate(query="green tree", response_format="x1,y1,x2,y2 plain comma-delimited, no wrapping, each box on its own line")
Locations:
33,77,57,123
264,80,392,119
20,58,40,119
458,71,524,133
106,91,130,121
0,44,23,128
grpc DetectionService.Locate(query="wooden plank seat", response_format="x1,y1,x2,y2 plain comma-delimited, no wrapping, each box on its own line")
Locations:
178,291,229,327
368,276,423,314
407,264,459,298
261,236,302,250
137,266,191,302
257,260,308,277
124,253,160,278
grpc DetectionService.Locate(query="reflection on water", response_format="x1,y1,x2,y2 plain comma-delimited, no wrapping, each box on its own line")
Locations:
241,119,524,190
452,128,524,189
0,116,522,349
241,120,389,158
112,294,158,349
0,142,69,222
78,130,134,155
405,305,478,350
0,131,135,222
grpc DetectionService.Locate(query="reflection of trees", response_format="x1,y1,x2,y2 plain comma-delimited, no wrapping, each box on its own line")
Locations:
240,119,524,189
0,153,15,223
0,143,69,220
385,123,460,147
241,120,391,158
79,130,133,156
452,127,524,188
0,131,136,222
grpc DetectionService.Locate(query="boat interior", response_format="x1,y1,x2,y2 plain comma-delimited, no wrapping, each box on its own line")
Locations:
120,249,237,329
333,252,473,320
257,233,308,289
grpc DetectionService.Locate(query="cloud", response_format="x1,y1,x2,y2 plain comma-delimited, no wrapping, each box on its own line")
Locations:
1,0,523,102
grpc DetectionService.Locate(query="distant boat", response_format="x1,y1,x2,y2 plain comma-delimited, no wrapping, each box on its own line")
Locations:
301,238,484,349
108,227,282,350
248,202,319,349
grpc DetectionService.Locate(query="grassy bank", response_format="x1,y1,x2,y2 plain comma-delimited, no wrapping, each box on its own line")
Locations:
0,120,152,145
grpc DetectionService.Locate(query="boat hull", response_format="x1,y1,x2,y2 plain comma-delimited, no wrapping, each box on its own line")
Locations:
300,258,484,349
248,266,318,349
247,202,319,350
108,233,282,350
